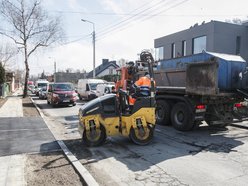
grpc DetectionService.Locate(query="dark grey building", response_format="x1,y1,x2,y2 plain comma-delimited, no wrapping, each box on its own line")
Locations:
87,59,119,78
154,20,248,62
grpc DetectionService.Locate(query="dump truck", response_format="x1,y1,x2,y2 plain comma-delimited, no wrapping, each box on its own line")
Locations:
153,51,248,131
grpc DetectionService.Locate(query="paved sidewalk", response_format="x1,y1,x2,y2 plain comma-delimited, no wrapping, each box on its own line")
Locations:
0,155,26,186
0,97,23,117
0,88,26,186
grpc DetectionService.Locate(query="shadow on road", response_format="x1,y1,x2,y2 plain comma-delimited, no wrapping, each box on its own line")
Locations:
63,124,244,172
64,115,78,121
40,141,61,153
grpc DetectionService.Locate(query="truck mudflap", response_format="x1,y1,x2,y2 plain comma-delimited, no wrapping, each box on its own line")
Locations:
186,58,219,95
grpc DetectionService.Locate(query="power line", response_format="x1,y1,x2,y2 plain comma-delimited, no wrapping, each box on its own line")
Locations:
49,10,247,17
137,0,191,24
49,1,171,54
97,0,186,41
97,0,160,31
47,34,92,50
97,0,172,35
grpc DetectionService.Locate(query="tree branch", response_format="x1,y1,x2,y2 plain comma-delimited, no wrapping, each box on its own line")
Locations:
27,42,47,57
24,0,39,26
0,31,24,45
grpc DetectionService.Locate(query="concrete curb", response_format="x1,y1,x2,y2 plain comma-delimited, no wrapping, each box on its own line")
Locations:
30,96,99,186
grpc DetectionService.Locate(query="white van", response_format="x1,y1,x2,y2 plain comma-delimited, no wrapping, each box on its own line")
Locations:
34,79,49,96
96,83,115,97
77,79,106,100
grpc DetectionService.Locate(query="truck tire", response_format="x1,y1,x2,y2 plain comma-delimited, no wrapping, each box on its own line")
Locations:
171,102,194,131
156,100,171,125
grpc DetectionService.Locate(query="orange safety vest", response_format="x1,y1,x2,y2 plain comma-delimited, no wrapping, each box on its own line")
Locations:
135,76,151,87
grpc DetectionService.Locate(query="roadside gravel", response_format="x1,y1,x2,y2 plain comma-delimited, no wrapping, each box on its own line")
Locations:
26,151,84,186
22,97,40,116
22,96,84,186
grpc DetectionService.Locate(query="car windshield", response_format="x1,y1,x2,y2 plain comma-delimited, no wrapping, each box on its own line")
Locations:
38,83,47,87
89,83,99,90
54,83,73,91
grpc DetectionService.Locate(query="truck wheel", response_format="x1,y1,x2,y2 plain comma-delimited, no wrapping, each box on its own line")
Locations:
156,100,171,125
171,102,194,131
129,125,154,145
83,125,106,147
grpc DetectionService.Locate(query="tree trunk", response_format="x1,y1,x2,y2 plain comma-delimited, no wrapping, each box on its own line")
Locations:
23,41,29,98
23,64,29,98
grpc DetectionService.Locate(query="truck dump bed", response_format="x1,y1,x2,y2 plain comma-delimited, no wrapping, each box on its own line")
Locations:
155,51,248,96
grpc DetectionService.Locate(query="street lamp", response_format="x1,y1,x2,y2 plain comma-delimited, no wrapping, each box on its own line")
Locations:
49,57,56,82
81,19,96,78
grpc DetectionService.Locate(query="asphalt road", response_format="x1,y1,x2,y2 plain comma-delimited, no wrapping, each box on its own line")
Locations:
34,96,248,186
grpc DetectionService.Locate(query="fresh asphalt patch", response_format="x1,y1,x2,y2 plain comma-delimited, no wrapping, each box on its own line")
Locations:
0,117,60,156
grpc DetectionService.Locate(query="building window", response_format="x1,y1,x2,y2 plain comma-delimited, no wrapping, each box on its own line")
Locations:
155,47,164,60
171,43,175,58
192,36,206,54
182,40,186,56
236,36,241,55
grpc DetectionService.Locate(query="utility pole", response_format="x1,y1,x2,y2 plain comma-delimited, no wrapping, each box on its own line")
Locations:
92,30,95,78
54,61,56,82
81,19,96,78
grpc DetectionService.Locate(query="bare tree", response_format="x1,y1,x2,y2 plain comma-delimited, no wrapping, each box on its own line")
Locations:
0,43,17,69
0,0,62,97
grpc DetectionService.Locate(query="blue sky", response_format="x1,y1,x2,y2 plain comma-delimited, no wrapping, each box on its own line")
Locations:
2,0,248,76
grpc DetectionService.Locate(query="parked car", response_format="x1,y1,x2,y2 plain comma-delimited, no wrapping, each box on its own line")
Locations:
38,86,48,99
28,85,35,94
47,82,78,107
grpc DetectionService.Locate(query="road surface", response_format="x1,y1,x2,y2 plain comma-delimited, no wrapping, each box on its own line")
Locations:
34,96,248,186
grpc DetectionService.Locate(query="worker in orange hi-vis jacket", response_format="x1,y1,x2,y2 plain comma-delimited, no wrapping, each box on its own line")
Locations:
129,72,155,105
